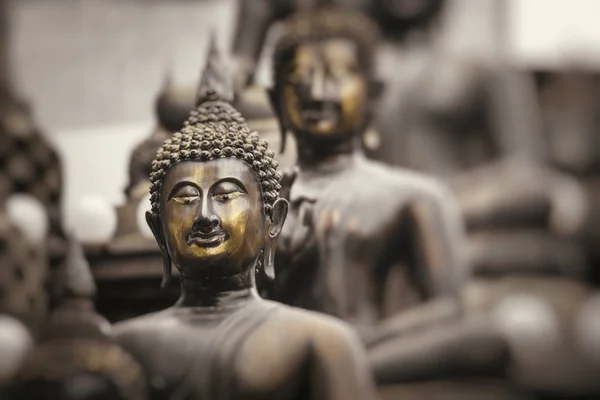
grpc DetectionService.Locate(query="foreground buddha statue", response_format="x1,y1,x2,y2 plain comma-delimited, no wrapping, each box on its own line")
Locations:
113,42,376,400
268,8,466,335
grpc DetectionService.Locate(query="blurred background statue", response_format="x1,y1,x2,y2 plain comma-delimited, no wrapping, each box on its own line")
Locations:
268,7,466,342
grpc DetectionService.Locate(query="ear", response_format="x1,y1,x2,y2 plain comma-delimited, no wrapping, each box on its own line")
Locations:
268,198,288,239
146,211,172,288
146,211,165,247
263,198,289,280
268,87,288,154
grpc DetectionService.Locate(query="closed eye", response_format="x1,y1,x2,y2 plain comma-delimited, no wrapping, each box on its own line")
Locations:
168,183,201,205
213,191,245,203
172,195,200,205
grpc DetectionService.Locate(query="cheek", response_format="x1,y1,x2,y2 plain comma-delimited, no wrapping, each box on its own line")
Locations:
282,86,304,128
219,203,265,254
340,79,367,124
163,204,196,243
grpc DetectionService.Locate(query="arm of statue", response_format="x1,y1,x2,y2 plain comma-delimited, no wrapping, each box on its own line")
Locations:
309,320,378,400
361,187,467,347
232,0,280,90
451,161,589,277
483,64,545,162
369,317,509,385
406,184,469,300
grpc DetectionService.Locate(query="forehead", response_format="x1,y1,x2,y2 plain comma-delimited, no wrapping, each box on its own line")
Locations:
292,38,359,66
162,159,260,192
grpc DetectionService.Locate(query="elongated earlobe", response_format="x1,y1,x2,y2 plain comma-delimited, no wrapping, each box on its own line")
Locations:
263,199,289,280
146,211,171,288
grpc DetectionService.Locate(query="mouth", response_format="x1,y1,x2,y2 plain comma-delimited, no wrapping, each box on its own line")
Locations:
185,230,227,248
301,101,341,127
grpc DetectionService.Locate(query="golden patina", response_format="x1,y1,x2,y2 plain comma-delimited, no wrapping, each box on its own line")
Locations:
282,39,368,138
160,159,265,275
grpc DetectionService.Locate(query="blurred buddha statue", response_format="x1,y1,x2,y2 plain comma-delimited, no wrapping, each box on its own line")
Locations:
367,257,600,398
9,237,148,400
113,41,376,400
0,53,147,400
268,8,466,338
0,211,47,390
539,68,600,285
0,100,148,400
362,67,600,395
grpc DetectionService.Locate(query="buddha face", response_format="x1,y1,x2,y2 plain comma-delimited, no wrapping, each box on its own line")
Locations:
280,38,368,141
157,159,266,276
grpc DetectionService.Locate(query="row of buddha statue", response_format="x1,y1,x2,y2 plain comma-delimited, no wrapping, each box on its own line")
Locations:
1,1,600,399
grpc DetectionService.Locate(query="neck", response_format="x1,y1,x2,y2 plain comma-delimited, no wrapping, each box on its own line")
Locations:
175,266,258,309
295,135,358,171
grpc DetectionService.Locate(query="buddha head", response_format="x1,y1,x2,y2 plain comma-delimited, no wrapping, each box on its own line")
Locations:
270,7,381,152
146,42,288,286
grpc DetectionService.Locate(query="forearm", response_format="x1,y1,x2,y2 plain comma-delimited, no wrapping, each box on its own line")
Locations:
369,318,509,385
410,188,469,298
362,298,460,348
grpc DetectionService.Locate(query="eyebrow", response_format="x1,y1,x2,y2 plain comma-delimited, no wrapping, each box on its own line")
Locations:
211,177,249,194
167,181,200,199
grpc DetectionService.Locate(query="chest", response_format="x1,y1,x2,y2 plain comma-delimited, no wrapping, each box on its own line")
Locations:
282,172,414,254
123,314,309,400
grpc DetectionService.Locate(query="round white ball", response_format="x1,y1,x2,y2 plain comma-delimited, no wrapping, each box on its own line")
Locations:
0,315,33,383
5,194,49,244
70,194,117,243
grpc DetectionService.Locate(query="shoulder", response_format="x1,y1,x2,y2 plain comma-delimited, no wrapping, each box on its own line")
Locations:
112,310,172,341
266,301,361,347
362,158,454,200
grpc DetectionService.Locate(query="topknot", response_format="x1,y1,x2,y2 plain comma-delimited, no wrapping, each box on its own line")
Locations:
149,38,281,216
273,7,381,87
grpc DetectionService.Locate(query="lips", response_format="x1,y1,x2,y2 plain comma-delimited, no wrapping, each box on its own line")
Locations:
301,101,341,125
185,230,227,247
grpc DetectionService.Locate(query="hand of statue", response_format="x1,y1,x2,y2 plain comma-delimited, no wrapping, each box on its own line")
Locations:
453,160,590,277
453,160,589,236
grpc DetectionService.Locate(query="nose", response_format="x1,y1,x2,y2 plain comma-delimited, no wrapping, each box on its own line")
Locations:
309,67,338,101
193,199,221,232
310,67,326,99
193,213,220,233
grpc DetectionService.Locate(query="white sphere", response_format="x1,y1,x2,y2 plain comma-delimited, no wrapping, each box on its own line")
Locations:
70,194,117,243
0,315,32,383
137,193,154,239
5,194,49,244
492,293,560,351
